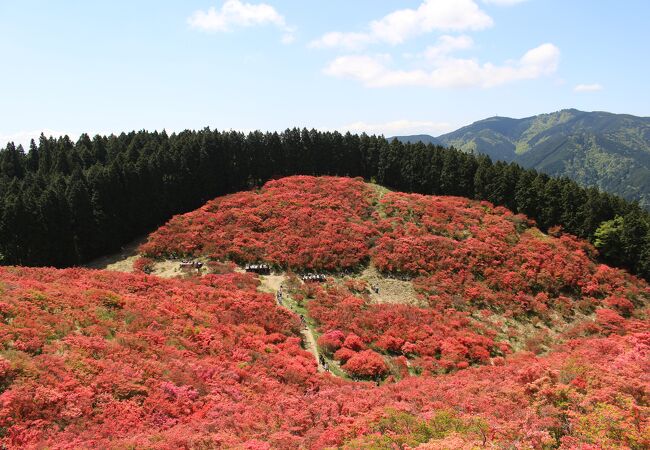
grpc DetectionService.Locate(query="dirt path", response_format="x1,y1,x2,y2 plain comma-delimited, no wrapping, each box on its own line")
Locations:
259,274,325,372
84,237,212,279
88,248,329,372
258,274,285,294
301,324,323,372
84,237,145,272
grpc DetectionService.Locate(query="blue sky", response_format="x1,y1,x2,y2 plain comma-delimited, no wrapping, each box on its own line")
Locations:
1,0,649,147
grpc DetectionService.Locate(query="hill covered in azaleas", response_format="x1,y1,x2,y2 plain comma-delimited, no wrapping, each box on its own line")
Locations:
142,176,647,321
140,176,378,270
0,176,648,448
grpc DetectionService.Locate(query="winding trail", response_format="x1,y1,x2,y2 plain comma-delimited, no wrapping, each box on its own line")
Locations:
86,248,332,375
258,274,325,372
300,322,324,372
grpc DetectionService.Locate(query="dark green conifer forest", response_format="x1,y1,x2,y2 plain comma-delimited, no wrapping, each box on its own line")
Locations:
0,128,648,280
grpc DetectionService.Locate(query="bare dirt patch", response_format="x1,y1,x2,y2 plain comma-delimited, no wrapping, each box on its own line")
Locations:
258,274,286,294
353,265,425,306
85,238,212,279
146,258,210,279
84,237,145,273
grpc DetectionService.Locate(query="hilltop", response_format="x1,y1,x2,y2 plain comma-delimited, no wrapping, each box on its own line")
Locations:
139,176,649,360
394,109,650,208
1,176,645,448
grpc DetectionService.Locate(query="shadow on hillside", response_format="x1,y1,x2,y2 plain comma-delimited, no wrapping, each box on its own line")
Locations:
84,236,147,271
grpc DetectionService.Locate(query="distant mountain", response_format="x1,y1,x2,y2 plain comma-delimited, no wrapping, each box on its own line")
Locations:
391,134,441,146
395,110,650,208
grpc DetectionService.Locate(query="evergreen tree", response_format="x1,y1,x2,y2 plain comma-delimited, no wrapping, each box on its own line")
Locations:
0,143,25,179
473,156,493,201
66,172,95,260
637,236,650,280
26,140,39,172
619,210,649,269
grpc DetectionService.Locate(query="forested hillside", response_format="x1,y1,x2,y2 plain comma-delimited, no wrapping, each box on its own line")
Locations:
0,128,649,280
435,109,650,208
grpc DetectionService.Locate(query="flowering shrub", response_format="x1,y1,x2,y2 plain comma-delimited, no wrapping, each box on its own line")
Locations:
595,308,627,334
140,176,378,270
371,193,648,323
317,329,345,355
343,350,389,379
132,256,154,274
0,266,317,448
305,283,503,376
0,267,647,449
143,177,649,326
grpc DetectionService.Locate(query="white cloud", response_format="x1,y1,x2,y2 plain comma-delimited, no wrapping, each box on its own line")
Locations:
0,129,68,149
310,0,492,51
340,120,454,136
310,32,374,52
574,83,603,92
188,0,294,43
324,43,560,89
424,35,474,60
281,32,296,44
482,0,528,5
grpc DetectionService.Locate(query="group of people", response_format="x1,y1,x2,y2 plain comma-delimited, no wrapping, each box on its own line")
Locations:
301,273,326,282
318,354,329,372
179,260,203,272
244,263,271,274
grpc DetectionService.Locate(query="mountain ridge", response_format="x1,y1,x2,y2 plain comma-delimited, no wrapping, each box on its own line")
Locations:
392,109,650,208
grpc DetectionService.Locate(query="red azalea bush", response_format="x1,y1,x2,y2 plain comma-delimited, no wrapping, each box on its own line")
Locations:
370,192,648,323
0,266,317,448
333,347,357,363
342,333,366,352
371,193,519,275
343,350,389,379
316,329,345,355
132,256,154,274
140,176,649,326
596,308,627,334
338,330,650,449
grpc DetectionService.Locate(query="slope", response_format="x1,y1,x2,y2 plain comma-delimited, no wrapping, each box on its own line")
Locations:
139,176,649,365
1,176,648,448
